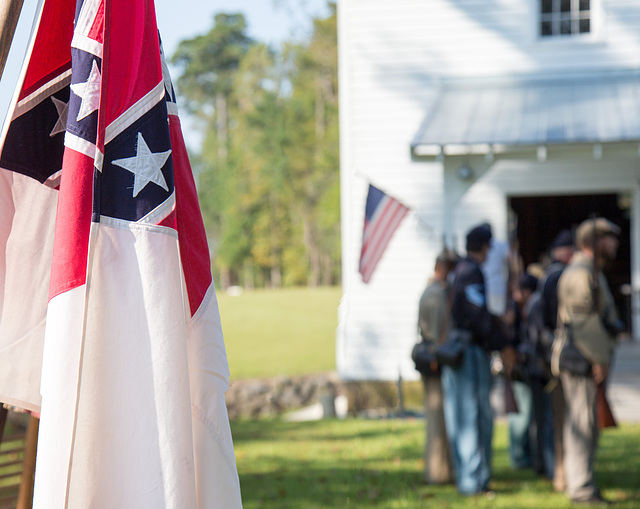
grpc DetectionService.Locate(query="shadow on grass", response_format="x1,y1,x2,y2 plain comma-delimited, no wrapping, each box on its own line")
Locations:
232,418,420,443
239,463,453,509
232,419,640,509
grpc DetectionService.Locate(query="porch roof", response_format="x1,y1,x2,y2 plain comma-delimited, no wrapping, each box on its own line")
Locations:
410,73,640,156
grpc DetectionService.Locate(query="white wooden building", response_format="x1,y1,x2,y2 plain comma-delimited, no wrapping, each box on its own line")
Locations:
337,0,640,381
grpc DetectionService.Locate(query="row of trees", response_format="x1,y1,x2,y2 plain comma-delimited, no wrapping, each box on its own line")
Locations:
171,2,339,289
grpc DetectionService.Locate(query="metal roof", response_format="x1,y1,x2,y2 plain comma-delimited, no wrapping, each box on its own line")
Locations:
411,74,640,156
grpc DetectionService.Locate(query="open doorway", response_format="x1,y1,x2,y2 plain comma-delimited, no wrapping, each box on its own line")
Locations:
509,193,631,328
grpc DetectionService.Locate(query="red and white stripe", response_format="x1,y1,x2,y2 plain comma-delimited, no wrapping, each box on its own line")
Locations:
359,196,409,283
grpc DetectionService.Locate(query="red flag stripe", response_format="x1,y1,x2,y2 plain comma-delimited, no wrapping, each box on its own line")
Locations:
359,195,409,283
359,209,407,282
364,212,407,280
48,148,95,299
360,199,408,266
361,207,407,271
169,114,213,316
19,0,75,100
361,198,407,254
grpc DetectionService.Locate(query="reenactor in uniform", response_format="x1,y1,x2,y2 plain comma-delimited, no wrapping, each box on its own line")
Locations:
441,224,515,496
556,217,621,504
416,249,458,484
540,229,574,491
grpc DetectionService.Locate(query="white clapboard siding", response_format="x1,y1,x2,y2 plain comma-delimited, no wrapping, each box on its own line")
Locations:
342,0,640,78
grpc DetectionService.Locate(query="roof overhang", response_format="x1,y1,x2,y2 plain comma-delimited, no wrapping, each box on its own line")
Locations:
411,72,640,159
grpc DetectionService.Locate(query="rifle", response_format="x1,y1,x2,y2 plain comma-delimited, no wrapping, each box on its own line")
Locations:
590,215,617,429
504,375,519,414
597,382,617,429
503,214,521,415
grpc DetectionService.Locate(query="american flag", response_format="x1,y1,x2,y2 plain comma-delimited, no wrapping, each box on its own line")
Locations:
359,184,409,283
0,0,242,507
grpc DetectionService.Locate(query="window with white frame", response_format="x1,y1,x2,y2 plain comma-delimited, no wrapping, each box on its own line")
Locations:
540,0,591,37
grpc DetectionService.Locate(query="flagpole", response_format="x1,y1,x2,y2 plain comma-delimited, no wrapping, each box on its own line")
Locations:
16,415,38,509
0,0,24,80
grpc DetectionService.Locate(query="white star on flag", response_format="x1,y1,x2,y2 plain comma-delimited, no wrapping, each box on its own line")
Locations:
112,132,171,197
70,60,101,121
50,96,68,137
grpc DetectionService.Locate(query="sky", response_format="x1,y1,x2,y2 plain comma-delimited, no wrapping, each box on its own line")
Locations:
0,0,331,131
156,0,331,55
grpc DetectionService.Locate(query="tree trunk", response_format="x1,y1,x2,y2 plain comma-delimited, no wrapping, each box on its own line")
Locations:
269,194,282,288
315,76,325,143
270,265,281,288
301,214,321,287
243,258,254,290
321,252,332,286
220,266,231,291
215,92,228,162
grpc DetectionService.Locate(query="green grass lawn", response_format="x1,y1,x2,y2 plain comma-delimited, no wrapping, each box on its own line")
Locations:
232,418,640,508
218,287,341,379
0,432,25,506
221,287,640,507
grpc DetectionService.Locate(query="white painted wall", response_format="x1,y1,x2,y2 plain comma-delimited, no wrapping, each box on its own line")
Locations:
338,0,640,381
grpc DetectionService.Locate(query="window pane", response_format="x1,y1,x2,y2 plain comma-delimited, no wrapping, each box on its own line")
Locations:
540,0,591,38
579,19,590,33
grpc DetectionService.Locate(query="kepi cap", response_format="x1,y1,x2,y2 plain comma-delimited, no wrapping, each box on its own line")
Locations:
575,217,621,248
466,224,492,252
551,229,574,249
518,272,538,292
435,248,460,268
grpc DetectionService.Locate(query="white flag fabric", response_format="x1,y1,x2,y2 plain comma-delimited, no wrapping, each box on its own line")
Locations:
0,0,243,507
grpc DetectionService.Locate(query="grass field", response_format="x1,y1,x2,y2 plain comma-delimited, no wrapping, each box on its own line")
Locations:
232,418,640,509
0,430,25,507
219,287,639,507
218,286,342,379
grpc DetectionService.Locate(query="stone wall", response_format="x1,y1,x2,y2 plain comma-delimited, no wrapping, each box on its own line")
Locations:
225,373,344,420
225,373,424,420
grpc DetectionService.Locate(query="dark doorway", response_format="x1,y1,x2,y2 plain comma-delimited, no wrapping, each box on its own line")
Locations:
509,194,631,324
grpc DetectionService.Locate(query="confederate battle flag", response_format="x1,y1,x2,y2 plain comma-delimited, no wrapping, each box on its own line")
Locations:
0,0,242,507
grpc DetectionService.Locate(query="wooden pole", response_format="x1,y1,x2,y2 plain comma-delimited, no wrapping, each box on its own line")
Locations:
16,415,38,509
0,0,25,81
0,405,7,444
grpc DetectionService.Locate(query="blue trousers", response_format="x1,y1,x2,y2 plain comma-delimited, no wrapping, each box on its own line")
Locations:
441,345,493,495
530,376,556,479
508,379,533,469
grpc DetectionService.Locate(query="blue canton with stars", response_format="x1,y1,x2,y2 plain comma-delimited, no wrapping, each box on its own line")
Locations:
0,87,69,184
99,101,174,222
68,48,100,146
66,36,174,223
0,23,175,226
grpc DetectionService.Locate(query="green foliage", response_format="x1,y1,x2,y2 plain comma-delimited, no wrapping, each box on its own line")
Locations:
232,419,640,508
218,286,340,379
171,13,254,113
172,2,340,288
